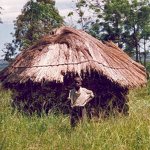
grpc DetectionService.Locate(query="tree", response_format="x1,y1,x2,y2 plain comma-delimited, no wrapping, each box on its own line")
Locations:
3,0,64,61
98,0,129,48
2,43,17,62
69,0,150,62
14,0,64,51
122,0,150,62
140,24,150,67
68,0,128,46
86,0,150,61
67,0,103,30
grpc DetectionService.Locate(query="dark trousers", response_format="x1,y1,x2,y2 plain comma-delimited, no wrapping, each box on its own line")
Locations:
70,106,87,127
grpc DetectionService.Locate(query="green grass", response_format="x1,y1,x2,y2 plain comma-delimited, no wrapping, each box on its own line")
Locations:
146,62,150,73
0,81,150,150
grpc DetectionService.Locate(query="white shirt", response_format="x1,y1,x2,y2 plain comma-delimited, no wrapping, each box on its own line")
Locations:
68,87,94,108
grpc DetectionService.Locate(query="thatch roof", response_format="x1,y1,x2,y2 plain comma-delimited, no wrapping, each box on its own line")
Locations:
0,26,147,88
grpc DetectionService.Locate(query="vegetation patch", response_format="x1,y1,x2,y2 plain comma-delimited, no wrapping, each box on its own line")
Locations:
0,80,150,150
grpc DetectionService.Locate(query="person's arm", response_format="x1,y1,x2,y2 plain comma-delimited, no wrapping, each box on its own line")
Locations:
85,89,94,98
82,88,94,106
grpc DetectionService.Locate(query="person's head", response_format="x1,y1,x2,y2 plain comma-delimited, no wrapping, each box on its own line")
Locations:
74,77,82,89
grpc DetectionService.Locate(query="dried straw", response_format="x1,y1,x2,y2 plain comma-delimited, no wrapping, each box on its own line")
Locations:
0,26,147,88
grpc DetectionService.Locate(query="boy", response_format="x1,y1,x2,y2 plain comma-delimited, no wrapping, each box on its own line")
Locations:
68,77,94,127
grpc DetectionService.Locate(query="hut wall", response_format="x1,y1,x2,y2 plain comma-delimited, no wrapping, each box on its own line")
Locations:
9,72,129,117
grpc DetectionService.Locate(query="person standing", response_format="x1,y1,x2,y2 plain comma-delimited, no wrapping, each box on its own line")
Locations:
68,77,94,127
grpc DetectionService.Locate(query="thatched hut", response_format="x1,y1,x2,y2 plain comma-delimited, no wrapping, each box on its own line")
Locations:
0,26,147,116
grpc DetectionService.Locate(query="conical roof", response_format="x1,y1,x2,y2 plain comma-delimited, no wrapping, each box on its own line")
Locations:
0,26,147,88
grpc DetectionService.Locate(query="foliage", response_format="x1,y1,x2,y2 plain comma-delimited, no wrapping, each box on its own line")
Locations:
95,0,128,47
122,0,150,62
0,80,150,149
2,43,17,62
67,0,100,30
141,24,150,67
99,0,150,60
68,0,150,61
146,61,150,73
3,0,64,61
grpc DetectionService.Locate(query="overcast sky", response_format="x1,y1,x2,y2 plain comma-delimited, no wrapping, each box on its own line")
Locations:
0,0,75,59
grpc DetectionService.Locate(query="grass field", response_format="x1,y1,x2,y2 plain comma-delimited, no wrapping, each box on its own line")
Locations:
146,62,150,73
0,80,150,150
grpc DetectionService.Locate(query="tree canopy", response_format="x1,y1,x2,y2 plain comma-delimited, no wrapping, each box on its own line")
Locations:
3,0,64,61
68,0,150,64
2,0,150,65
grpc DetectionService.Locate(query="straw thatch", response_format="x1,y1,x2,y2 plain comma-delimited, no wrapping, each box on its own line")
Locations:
0,26,147,88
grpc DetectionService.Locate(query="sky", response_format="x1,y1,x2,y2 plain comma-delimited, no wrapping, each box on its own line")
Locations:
0,0,75,59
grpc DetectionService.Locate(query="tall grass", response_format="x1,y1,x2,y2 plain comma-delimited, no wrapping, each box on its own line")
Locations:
0,81,150,150
146,62,150,73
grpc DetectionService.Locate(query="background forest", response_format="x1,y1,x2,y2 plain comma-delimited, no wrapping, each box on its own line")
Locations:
0,0,150,68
